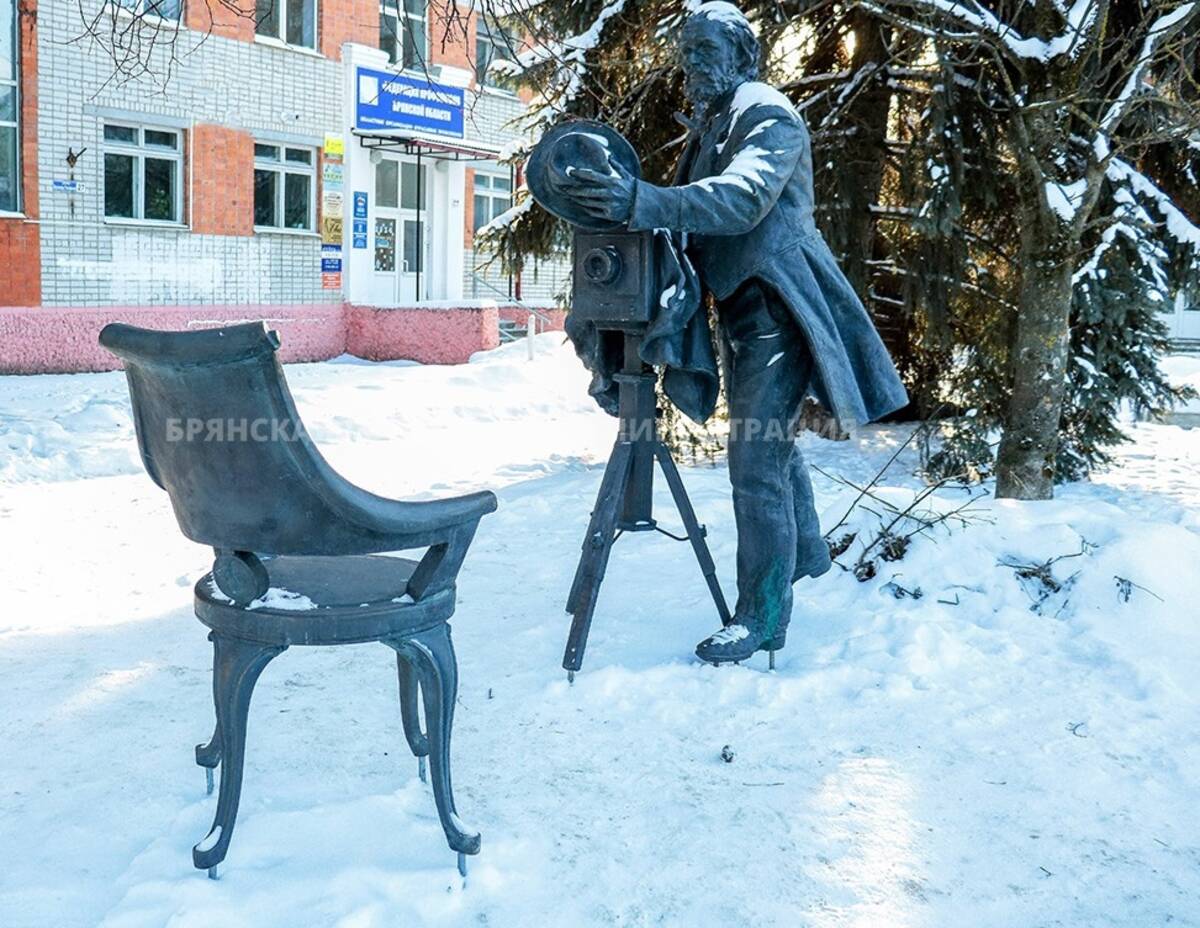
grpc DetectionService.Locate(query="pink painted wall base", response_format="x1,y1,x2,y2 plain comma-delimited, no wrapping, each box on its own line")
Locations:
0,301,556,374
0,305,346,374
346,304,500,365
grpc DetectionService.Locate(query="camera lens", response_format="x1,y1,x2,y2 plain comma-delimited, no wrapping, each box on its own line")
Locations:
583,246,622,285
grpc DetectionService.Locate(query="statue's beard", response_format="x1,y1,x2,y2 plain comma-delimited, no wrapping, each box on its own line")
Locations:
684,70,739,108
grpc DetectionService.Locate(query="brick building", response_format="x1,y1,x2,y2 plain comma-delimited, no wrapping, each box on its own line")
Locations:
0,0,567,372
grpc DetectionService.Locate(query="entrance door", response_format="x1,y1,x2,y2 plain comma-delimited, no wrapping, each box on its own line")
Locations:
371,157,428,304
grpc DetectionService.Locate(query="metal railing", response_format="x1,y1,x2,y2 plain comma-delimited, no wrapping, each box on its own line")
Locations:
468,271,557,342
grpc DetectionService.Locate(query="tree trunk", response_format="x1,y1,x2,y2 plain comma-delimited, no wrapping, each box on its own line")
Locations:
994,213,1076,499
839,12,892,303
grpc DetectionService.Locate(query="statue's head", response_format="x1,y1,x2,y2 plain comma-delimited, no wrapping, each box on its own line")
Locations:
680,2,760,108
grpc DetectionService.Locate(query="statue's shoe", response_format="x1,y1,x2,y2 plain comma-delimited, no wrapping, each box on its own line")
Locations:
695,623,787,665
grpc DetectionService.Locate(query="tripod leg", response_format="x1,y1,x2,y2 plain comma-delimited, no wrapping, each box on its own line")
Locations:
654,442,733,625
563,442,634,674
566,439,623,615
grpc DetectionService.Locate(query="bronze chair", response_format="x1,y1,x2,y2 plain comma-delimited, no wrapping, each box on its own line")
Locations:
100,322,496,879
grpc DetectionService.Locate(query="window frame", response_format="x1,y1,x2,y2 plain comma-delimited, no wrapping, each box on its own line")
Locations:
0,0,20,215
111,0,184,26
475,13,516,90
253,141,318,234
256,0,319,51
380,0,428,71
102,121,185,226
374,156,427,213
472,168,513,235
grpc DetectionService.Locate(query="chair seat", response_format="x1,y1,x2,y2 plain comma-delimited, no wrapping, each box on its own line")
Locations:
194,555,456,646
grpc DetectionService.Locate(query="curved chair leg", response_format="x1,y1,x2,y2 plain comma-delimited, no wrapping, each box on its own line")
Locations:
193,632,286,875
396,651,429,782
196,721,221,795
388,625,480,858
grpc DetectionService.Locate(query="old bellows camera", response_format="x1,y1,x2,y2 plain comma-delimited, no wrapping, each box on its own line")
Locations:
571,230,656,327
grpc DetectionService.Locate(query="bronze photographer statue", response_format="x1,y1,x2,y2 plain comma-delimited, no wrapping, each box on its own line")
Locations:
541,1,908,666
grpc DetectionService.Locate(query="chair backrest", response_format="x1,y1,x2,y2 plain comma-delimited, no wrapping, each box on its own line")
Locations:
100,322,363,555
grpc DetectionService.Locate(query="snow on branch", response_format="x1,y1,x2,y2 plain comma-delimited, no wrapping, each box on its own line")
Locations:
493,0,631,144
882,0,1107,63
1046,178,1088,224
1072,220,1140,283
505,0,629,71
1106,157,1200,251
1099,2,1199,133
872,0,1030,61
476,195,534,238
818,62,883,129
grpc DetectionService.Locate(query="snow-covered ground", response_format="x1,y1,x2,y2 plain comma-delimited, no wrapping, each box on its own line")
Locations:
1,335,1198,928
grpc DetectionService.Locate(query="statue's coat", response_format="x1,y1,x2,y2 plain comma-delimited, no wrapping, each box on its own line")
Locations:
629,81,909,427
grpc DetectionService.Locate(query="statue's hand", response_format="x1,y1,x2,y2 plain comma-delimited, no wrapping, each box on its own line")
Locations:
559,160,636,224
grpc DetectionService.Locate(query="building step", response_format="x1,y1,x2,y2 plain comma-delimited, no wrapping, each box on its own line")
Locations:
498,319,529,342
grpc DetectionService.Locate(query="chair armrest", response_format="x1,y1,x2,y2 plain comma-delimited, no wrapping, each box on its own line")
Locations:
329,488,498,555
371,491,498,537
407,519,486,602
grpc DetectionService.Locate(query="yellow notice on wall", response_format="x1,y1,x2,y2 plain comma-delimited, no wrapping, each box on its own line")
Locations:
324,133,345,159
322,215,343,245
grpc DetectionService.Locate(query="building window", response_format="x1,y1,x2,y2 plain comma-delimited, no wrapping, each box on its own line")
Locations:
475,14,515,88
375,158,426,211
0,0,19,213
113,0,183,22
473,170,512,234
254,143,316,232
257,0,316,49
380,0,426,70
103,123,183,223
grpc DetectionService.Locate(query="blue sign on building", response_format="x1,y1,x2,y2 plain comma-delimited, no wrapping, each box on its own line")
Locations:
353,192,368,219
321,244,343,273
355,68,465,138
